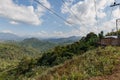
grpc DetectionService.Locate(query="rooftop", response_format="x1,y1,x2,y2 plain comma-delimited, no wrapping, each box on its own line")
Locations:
104,36,118,39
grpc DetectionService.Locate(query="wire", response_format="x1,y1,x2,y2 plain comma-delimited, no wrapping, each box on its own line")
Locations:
110,7,113,20
34,0,85,31
34,0,72,25
93,0,98,25
61,0,81,22
119,5,120,17
61,0,87,28
61,0,99,34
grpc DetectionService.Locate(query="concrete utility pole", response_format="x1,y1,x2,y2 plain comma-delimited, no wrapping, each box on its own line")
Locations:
116,19,120,38
110,0,120,38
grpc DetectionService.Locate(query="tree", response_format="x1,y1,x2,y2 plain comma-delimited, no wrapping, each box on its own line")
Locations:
85,32,98,46
99,31,104,40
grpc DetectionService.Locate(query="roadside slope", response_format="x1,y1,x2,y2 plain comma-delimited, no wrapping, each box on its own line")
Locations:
37,46,120,80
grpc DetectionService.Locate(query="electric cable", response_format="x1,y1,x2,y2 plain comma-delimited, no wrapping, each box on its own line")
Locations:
34,0,72,25
61,0,87,27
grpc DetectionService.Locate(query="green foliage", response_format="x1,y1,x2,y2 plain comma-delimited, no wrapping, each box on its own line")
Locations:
106,29,120,37
0,43,40,60
37,32,99,66
0,42,41,80
37,46,120,80
20,38,57,52
98,31,104,40
1,32,117,80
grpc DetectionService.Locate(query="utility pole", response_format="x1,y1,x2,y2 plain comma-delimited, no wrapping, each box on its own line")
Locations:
110,0,120,38
116,19,120,38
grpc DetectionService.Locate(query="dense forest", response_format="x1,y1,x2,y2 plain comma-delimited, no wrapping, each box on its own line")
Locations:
0,32,120,80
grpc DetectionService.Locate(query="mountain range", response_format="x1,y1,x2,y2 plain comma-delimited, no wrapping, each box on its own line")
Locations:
0,33,22,41
42,36,81,44
0,32,81,43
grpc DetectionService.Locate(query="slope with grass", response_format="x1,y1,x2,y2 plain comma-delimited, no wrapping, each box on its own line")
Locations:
0,32,99,80
37,46,120,80
2,32,120,80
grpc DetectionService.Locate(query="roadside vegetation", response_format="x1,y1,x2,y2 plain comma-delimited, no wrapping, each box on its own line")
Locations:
0,32,120,80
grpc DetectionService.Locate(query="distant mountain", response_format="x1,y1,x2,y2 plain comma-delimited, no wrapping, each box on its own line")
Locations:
44,36,81,44
0,33,23,41
20,38,57,52
0,33,81,43
19,36,81,52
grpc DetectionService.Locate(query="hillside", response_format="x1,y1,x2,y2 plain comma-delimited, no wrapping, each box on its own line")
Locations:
0,32,99,80
1,32,120,80
37,46,120,80
45,36,81,44
1,46,120,80
0,43,40,72
20,36,81,52
0,43,41,59
20,38,57,52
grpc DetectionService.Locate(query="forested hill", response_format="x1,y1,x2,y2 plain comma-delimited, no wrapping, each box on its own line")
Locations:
20,38,57,52
1,32,120,80
44,36,81,44
0,32,99,79
0,43,40,60
20,36,81,52
0,43,41,73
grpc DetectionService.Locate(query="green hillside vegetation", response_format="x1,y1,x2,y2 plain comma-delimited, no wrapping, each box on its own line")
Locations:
0,43,40,73
38,32,98,66
106,29,120,36
20,38,57,52
2,46,120,80
0,43,40,60
0,32,100,80
38,46,120,80
1,32,120,80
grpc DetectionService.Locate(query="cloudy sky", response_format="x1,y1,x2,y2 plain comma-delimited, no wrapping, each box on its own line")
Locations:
0,0,120,38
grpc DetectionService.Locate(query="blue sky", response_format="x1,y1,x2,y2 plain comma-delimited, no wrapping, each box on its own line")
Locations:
0,0,119,38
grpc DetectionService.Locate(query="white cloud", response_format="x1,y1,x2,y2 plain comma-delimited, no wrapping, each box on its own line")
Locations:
9,21,18,25
61,0,119,36
34,31,64,38
0,0,51,25
0,30,15,34
32,30,87,38
112,7,120,19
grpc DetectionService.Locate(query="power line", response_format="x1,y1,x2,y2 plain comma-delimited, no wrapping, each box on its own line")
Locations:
110,7,113,19
61,0,81,22
93,0,98,26
110,0,120,38
34,0,72,25
119,5,120,17
61,0,87,28
61,0,99,34
110,0,120,18
34,0,84,33
34,0,83,33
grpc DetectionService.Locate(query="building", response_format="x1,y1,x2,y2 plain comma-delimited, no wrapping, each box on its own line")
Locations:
98,36,120,46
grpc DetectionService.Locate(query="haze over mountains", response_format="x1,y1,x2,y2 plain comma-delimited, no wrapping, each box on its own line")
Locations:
0,32,81,43
0,33,22,41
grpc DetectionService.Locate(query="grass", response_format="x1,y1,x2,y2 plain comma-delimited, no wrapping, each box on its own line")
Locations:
36,46,120,80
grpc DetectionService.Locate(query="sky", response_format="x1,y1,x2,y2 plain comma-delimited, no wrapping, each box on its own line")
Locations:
0,0,120,38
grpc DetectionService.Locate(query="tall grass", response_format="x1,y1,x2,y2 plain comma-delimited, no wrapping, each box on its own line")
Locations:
37,46,120,80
